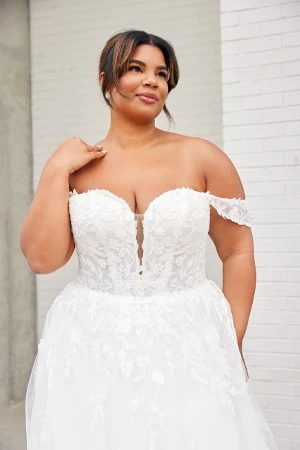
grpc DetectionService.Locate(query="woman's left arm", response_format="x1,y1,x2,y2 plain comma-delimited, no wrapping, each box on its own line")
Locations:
210,206,256,361
199,139,256,355
221,240,255,379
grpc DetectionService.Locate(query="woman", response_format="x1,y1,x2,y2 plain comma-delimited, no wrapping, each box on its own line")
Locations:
21,29,278,449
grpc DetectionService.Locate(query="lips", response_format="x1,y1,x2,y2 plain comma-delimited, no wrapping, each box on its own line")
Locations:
137,92,158,100
137,92,158,104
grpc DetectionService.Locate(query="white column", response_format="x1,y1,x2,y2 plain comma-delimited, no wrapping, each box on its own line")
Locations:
0,0,36,409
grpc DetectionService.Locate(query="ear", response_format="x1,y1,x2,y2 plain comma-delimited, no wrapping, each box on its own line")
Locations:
99,71,105,87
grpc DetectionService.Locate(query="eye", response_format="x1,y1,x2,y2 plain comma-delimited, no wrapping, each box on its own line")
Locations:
157,71,168,79
129,65,142,72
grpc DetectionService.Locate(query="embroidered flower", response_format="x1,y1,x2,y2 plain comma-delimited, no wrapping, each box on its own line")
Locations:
131,398,139,412
153,245,163,256
120,360,133,376
151,369,165,385
98,258,107,268
175,255,185,266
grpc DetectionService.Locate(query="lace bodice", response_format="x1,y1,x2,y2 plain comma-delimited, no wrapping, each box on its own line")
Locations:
68,187,253,297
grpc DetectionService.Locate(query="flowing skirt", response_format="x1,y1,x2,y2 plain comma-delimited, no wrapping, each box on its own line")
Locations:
25,279,278,449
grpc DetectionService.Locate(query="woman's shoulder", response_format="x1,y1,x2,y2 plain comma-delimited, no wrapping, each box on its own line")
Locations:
163,131,221,154
164,132,230,167
162,130,233,168
167,132,245,199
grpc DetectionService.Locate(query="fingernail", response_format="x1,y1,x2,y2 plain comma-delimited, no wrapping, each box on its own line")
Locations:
96,144,102,148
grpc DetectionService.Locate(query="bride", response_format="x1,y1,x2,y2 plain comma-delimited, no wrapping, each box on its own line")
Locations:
20,29,278,449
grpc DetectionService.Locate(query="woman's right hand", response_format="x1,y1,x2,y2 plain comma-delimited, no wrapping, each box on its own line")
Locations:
46,136,107,175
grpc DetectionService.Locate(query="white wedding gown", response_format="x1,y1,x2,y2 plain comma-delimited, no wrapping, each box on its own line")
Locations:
25,187,278,449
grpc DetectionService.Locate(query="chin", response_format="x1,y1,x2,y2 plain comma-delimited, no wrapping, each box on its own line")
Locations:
122,108,160,124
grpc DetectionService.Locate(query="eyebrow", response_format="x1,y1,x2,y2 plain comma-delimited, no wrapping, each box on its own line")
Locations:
129,59,168,71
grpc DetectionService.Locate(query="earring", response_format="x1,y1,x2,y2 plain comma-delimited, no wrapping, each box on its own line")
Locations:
105,92,110,100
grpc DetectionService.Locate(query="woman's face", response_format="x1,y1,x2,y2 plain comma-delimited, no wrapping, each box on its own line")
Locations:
109,44,169,123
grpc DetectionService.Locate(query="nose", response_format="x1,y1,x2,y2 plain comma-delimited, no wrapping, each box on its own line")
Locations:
142,72,158,88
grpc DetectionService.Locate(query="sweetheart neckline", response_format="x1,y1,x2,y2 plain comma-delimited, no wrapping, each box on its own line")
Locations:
69,186,211,217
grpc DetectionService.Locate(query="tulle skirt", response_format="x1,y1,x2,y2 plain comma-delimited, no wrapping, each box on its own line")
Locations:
25,279,278,449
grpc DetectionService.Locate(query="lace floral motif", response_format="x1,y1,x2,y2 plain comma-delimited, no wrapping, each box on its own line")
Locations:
208,192,253,227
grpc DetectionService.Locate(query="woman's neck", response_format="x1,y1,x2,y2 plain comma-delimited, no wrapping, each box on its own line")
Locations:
103,115,164,153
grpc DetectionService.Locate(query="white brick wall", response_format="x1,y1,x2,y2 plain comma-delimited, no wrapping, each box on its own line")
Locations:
220,2,300,448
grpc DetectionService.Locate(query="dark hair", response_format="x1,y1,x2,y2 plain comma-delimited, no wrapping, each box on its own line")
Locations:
98,29,180,123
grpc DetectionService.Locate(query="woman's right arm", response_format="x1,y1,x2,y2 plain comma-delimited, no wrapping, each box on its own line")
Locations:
19,136,107,274
19,162,74,274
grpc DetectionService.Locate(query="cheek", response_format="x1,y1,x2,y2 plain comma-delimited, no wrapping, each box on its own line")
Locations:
159,87,169,104
118,75,139,93
162,84,169,98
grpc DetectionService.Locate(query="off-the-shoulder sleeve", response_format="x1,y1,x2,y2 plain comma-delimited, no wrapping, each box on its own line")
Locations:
207,192,253,227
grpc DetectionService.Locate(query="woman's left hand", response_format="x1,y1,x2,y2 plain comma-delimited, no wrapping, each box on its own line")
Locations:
238,342,249,380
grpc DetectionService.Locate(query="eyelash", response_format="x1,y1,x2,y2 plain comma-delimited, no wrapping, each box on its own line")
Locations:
128,65,168,79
